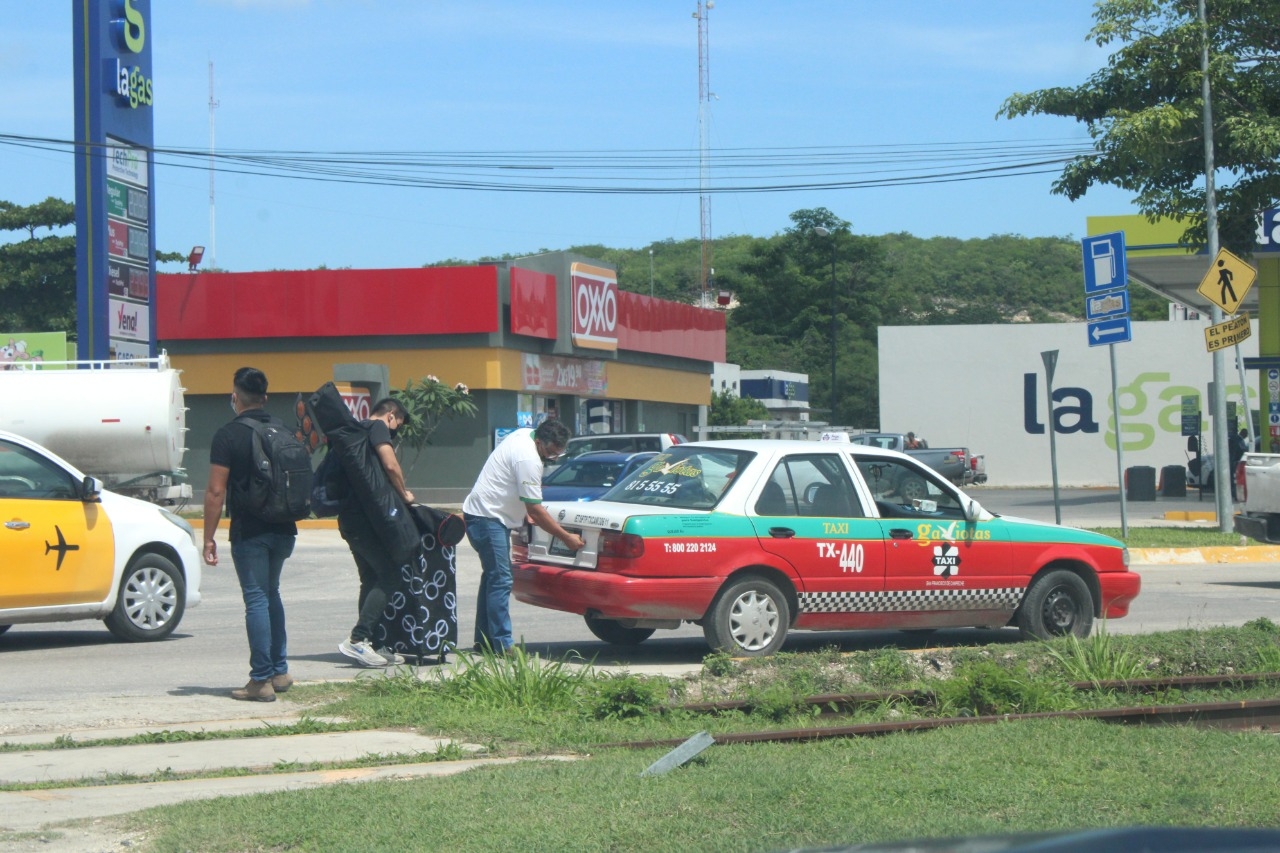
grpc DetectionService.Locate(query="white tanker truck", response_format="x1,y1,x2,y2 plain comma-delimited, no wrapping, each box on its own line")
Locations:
0,353,191,505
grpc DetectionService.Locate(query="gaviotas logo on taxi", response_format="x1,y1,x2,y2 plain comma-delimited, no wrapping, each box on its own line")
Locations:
109,0,154,109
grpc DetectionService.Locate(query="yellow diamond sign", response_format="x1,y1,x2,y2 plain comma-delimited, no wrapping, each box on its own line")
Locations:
1197,247,1256,315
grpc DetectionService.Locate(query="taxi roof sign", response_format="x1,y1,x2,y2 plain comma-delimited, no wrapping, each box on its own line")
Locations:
1197,247,1256,315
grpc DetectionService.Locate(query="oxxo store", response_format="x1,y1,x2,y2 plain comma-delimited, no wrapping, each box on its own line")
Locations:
157,252,725,502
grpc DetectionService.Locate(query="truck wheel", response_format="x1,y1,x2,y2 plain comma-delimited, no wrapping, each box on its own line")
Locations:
704,576,790,657
899,475,929,502
1016,569,1093,640
105,554,186,642
584,614,655,646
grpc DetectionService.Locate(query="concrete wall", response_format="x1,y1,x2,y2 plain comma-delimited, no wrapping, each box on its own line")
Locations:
878,320,1259,487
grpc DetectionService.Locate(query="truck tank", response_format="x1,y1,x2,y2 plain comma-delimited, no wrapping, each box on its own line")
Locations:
0,354,190,503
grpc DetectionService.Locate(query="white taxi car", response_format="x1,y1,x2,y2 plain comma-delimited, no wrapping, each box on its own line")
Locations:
514,440,1139,656
0,430,201,641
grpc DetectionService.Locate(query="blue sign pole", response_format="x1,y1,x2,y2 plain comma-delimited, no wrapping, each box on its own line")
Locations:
73,0,157,362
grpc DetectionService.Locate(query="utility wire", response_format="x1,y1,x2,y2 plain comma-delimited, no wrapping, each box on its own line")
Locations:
0,132,1092,195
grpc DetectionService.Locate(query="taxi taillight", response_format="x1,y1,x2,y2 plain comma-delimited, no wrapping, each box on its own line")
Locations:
599,531,644,559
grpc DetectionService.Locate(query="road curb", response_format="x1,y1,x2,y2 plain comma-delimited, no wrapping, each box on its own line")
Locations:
1129,546,1280,565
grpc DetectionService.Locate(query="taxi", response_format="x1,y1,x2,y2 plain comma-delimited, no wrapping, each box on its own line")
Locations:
0,430,201,641
513,440,1139,656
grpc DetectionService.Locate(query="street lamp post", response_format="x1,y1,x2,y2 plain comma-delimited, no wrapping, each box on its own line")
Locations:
814,227,837,421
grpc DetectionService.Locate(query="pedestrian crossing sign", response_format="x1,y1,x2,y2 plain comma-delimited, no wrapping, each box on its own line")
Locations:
1197,248,1255,315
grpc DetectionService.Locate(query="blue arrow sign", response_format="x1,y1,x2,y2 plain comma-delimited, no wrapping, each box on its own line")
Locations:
1082,232,1128,293
1085,288,1130,320
1087,316,1132,347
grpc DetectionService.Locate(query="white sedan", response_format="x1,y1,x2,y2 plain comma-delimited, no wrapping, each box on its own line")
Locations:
0,430,201,641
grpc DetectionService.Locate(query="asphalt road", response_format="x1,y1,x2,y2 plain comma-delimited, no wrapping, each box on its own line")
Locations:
2,506,1278,712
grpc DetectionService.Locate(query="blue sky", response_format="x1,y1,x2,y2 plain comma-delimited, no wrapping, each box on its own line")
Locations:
2,1,1139,273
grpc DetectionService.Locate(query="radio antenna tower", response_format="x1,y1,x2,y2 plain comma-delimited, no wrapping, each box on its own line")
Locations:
694,1,714,304
208,60,219,269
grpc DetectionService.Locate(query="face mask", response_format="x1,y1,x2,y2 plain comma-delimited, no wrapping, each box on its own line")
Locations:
230,394,237,414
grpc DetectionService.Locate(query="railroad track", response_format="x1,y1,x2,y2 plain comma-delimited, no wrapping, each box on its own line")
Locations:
601,672,1280,750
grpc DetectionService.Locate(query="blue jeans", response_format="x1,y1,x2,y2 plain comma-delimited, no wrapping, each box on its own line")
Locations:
231,532,295,682
465,514,513,650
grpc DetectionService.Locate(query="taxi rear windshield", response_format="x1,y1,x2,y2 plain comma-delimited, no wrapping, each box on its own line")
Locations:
600,446,754,510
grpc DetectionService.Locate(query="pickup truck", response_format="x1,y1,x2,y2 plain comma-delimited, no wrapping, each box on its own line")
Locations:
1233,452,1280,542
846,432,984,494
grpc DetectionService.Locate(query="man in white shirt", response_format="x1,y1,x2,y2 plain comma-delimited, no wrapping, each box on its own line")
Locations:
462,419,584,653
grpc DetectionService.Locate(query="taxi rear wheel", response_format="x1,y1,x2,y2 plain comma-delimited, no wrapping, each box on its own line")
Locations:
584,614,655,646
704,577,790,657
105,554,186,642
1016,569,1093,640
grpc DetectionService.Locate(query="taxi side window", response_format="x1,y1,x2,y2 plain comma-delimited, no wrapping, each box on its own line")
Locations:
755,454,863,518
854,455,964,520
0,441,78,500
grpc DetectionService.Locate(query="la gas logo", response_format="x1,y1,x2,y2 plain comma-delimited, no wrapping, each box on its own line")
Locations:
108,0,154,109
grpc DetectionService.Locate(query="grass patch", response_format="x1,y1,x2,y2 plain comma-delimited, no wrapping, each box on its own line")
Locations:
1088,526,1246,547
126,719,1280,853
0,716,354,753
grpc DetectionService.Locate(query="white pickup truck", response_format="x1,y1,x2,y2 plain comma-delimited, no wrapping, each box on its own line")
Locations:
1233,452,1280,542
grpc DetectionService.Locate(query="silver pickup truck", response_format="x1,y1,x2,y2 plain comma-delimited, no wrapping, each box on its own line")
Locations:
1234,452,1280,542
847,432,984,493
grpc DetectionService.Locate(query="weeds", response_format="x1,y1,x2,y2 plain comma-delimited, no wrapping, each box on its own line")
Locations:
932,660,1076,716
586,673,668,720
1042,626,1147,688
432,645,596,713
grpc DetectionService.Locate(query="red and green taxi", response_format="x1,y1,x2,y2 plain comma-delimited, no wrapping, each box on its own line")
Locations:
513,440,1140,656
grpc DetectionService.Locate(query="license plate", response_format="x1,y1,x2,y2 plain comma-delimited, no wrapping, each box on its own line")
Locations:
548,528,581,557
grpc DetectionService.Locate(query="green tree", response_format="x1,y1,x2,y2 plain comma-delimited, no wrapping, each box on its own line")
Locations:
0,197,76,333
999,0,1280,254
708,391,769,426
391,375,479,471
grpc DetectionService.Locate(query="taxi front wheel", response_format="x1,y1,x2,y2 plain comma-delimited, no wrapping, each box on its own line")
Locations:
1016,569,1093,641
105,553,187,642
704,577,790,657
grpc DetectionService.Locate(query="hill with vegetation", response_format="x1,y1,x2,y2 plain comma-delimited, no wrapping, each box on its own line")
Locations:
447,207,1170,426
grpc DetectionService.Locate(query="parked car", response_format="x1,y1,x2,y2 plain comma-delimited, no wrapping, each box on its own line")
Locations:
0,430,202,641
557,432,688,464
542,451,658,502
513,440,1138,656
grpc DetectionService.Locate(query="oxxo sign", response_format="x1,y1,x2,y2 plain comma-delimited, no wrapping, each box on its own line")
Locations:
570,263,618,351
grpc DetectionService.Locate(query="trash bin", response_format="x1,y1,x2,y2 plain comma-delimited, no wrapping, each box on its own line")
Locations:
1125,465,1156,501
1160,465,1187,498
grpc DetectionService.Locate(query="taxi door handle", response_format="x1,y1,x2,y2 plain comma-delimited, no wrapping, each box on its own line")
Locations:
5,521,30,530
889,528,913,540
768,527,796,539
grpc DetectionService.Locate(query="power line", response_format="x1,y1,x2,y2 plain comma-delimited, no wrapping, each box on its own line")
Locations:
0,132,1092,195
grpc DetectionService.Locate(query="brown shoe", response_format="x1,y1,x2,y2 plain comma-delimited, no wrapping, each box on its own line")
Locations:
271,673,294,693
231,679,276,702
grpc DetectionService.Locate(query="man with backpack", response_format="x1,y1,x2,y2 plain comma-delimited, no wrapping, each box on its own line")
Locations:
335,397,416,667
203,367,306,702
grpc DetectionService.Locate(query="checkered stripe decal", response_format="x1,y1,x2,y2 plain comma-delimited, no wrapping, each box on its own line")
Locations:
799,587,1024,614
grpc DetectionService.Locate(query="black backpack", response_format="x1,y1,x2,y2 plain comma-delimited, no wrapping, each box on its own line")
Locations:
236,416,313,523
310,448,344,519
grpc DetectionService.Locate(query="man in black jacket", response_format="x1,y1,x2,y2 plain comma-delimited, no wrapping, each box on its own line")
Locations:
203,367,297,702
336,397,415,667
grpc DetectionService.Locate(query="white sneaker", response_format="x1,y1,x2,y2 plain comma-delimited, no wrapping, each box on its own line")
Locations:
375,647,406,665
339,637,389,667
